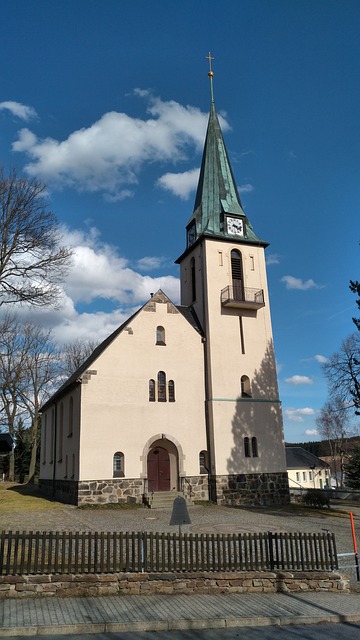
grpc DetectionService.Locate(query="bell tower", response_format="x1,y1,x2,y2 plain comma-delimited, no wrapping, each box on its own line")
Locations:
176,57,289,505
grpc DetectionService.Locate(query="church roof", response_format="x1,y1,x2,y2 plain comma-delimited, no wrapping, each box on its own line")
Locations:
184,72,266,248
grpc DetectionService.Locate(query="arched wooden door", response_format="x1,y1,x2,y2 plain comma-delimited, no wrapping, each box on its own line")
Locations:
147,446,171,492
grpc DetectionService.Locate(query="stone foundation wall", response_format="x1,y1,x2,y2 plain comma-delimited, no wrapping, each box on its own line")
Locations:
0,571,349,599
216,472,290,506
40,473,289,507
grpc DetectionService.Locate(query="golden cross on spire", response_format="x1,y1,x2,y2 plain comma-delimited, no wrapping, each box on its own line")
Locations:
205,52,215,103
206,52,214,77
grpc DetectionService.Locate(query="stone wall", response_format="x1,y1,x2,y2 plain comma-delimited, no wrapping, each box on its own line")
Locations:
0,571,349,599
40,473,289,507
216,472,290,506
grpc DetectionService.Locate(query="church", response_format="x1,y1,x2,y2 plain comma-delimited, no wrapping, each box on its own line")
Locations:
40,71,289,507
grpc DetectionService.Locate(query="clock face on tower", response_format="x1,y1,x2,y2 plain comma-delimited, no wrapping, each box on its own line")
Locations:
226,216,244,237
187,223,196,246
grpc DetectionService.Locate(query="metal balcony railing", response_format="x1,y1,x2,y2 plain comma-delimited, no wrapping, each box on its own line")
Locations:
221,285,265,309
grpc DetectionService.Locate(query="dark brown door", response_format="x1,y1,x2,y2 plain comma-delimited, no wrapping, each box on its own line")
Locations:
147,447,170,492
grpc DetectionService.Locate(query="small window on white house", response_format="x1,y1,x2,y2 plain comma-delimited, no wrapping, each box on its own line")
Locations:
303,472,307,482
309,471,313,481
149,379,156,402
168,380,175,402
296,472,300,482
113,452,125,477
158,371,166,402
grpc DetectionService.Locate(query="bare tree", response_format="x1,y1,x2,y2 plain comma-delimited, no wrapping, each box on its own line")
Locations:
315,396,354,487
18,323,59,483
0,313,58,482
0,314,27,480
60,338,99,378
323,333,360,415
0,167,72,308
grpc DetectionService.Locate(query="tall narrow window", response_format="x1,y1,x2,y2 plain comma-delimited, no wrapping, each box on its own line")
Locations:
231,249,244,301
168,380,175,402
241,375,251,398
158,371,166,402
68,396,74,437
149,379,155,402
42,414,47,464
190,257,196,302
58,403,63,462
244,437,250,458
113,452,125,477
49,409,54,464
156,325,166,345
251,436,258,457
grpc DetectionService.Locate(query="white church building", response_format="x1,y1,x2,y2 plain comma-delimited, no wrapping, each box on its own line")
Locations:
40,75,289,507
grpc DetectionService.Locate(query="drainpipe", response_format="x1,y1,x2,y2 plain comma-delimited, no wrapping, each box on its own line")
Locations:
200,241,217,503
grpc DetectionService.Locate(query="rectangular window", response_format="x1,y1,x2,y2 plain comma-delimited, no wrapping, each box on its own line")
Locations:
309,471,313,481
296,472,300,482
303,471,307,482
250,255,255,271
218,251,223,266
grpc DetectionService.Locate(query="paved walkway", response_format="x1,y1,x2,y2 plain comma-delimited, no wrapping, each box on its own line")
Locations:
0,591,359,636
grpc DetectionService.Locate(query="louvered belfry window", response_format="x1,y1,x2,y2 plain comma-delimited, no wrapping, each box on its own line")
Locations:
231,250,244,300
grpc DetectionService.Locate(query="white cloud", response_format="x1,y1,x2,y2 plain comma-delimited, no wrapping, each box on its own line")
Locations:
136,256,166,271
157,168,199,199
285,375,314,385
15,225,180,345
314,354,329,364
305,429,318,437
266,254,280,266
281,275,320,290
238,183,253,194
0,100,37,121
61,227,180,306
12,92,218,201
285,407,316,423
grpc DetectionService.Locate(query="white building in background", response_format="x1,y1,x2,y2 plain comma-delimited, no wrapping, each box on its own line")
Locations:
286,447,331,490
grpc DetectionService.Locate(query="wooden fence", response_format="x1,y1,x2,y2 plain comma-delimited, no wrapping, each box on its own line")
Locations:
0,530,338,576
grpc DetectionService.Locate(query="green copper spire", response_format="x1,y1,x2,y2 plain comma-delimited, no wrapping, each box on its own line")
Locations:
187,56,264,245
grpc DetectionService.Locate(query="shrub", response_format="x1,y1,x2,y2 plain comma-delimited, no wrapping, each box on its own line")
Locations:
302,489,330,509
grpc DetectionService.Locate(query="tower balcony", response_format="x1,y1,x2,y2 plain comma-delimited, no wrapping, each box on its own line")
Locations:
221,285,265,309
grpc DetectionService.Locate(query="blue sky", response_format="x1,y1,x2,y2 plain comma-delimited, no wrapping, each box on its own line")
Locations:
0,0,359,442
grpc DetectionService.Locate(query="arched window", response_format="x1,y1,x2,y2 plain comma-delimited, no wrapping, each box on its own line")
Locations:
168,380,175,402
158,371,166,402
58,402,63,462
241,375,251,398
149,379,155,402
68,396,74,437
113,452,125,477
156,325,166,346
190,257,196,302
244,437,250,458
199,450,209,474
231,249,244,301
251,437,258,457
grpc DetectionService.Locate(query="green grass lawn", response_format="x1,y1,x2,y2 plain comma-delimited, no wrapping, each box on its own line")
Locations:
0,482,64,513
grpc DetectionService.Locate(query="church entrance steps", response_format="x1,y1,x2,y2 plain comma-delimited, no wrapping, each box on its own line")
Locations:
149,491,193,509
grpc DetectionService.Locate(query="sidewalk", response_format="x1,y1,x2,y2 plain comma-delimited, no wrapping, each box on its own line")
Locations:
0,591,359,636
